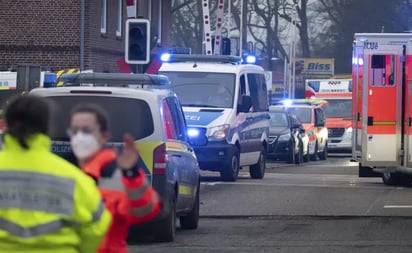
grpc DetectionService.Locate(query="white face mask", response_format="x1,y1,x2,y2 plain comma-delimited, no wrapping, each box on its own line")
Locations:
70,131,100,160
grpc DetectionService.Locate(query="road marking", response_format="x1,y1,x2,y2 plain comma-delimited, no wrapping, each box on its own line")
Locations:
384,205,412,209
201,180,386,190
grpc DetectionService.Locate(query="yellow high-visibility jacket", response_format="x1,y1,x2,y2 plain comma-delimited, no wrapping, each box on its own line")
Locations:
0,134,112,253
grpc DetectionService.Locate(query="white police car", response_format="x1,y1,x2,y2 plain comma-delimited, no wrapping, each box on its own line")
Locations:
159,54,270,181
30,72,206,242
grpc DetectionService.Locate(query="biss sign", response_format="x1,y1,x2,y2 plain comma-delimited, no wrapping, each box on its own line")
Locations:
296,58,334,75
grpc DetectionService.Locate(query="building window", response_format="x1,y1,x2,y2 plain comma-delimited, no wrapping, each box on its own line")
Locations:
100,0,107,34
116,0,122,37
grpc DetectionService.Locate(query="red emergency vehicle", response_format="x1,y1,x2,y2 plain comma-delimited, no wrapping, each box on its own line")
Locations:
306,79,352,153
352,33,412,185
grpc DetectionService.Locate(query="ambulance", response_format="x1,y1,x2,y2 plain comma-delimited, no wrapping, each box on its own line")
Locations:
306,79,352,153
352,33,412,185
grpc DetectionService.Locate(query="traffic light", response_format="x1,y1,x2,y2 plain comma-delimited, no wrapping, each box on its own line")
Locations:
222,38,231,55
125,19,150,64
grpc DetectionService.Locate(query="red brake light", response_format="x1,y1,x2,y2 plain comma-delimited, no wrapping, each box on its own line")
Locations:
162,101,177,139
153,143,167,175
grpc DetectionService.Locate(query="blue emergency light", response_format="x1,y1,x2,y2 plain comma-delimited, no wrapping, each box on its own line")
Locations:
244,55,257,64
160,53,171,62
283,99,293,107
187,128,200,138
43,73,57,88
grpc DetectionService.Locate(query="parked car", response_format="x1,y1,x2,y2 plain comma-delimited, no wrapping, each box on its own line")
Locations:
268,106,309,163
30,72,207,242
272,99,328,161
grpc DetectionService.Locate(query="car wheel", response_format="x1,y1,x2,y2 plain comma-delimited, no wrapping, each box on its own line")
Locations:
220,148,240,181
310,142,319,161
303,143,310,162
286,141,295,164
295,143,303,165
250,148,266,179
152,193,176,242
180,181,200,229
382,172,412,186
319,143,328,160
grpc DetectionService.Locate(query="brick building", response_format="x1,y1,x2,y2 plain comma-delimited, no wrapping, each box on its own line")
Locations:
0,0,172,72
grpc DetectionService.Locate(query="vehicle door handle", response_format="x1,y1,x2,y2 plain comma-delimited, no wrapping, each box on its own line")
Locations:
172,154,182,158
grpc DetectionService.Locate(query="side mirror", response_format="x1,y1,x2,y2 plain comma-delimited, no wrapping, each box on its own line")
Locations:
237,95,252,113
315,120,325,127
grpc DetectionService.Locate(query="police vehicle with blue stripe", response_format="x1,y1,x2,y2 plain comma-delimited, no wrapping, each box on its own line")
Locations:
30,72,206,242
159,54,270,181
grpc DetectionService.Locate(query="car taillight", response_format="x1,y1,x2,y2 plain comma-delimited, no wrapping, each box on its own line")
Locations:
162,100,177,139
153,143,167,175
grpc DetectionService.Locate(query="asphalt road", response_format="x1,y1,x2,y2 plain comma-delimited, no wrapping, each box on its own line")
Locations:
130,156,412,253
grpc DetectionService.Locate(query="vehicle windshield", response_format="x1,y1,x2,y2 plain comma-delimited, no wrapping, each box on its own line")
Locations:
323,99,352,118
269,111,289,127
47,96,154,142
159,71,236,108
286,107,312,123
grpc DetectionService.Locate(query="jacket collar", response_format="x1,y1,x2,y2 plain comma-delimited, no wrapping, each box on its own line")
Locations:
3,133,51,152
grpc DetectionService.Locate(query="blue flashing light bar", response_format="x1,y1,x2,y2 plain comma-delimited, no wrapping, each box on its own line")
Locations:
160,53,242,64
60,72,171,86
272,98,328,107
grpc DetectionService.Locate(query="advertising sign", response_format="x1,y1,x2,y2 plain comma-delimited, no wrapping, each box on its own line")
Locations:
296,58,334,75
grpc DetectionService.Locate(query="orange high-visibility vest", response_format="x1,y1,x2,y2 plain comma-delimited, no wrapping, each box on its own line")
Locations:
83,149,162,253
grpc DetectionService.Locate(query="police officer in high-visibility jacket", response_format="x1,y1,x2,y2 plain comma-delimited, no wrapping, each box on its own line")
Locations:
68,103,162,253
0,95,112,253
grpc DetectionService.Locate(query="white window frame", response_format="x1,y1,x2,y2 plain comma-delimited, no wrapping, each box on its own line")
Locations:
100,0,107,34
116,0,122,37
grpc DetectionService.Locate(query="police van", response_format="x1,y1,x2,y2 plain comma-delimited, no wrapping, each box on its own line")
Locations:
159,54,270,181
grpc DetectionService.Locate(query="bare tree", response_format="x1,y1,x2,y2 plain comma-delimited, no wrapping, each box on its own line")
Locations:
170,0,204,53
170,0,313,62
246,0,289,69
313,0,412,73
279,0,310,58
171,0,222,53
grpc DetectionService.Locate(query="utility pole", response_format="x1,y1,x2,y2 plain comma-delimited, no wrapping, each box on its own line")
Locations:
291,19,297,99
239,0,247,56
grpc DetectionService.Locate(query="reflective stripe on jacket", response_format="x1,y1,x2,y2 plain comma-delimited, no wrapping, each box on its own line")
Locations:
82,149,162,253
0,134,112,253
